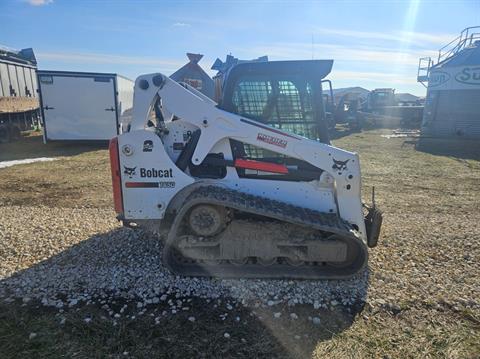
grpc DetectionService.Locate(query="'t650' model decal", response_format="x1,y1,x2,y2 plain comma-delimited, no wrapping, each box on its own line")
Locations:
125,181,175,189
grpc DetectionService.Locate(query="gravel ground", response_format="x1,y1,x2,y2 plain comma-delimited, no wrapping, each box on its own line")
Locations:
0,206,368,310
1,204,478,315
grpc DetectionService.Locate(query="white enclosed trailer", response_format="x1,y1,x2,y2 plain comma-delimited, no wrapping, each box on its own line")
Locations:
37,70,133,142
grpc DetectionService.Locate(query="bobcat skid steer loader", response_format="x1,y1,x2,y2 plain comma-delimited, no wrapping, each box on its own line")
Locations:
109,61,382,279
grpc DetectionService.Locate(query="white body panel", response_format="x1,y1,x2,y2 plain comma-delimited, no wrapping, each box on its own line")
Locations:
38,72,133,141
118,130,337,218
118,130,194,219
117,73,368,242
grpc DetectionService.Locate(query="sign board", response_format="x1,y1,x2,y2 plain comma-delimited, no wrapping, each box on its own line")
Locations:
428,66,480,90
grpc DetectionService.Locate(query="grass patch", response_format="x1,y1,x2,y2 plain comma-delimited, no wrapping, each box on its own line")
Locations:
0,299,355,359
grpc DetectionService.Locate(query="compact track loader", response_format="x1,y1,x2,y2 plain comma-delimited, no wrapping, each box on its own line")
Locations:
109,60,382,279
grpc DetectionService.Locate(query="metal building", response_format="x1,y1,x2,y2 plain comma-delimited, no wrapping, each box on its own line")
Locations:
170,53,214,99
0,46,39,142
417,27,480,148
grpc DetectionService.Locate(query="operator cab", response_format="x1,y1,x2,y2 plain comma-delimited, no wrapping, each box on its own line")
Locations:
217,60,333,146
211,60,335,181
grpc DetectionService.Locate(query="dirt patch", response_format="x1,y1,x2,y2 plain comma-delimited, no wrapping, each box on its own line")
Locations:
0,134,110,208
0,132,105,161
0,159,111,208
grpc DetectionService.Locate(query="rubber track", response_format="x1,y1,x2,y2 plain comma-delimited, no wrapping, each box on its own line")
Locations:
164,185,368,279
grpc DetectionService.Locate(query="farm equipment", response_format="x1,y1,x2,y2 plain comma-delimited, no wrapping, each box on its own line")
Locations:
333,92,364,130
366,88,396,110
332,88,424,130
109,60,382,279
363,88,424,128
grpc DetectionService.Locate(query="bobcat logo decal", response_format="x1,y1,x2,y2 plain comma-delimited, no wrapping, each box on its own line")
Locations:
332,158,349,171
123,166,136,178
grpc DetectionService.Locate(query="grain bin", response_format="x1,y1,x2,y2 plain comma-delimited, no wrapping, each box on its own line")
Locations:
417,27,480,149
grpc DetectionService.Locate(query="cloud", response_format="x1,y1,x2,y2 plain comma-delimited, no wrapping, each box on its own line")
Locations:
314,27,455,47
26,0,53,6
169,16,249,31
234,40,432,94
172,22,191,28
244,42,437,68
36,51,184,71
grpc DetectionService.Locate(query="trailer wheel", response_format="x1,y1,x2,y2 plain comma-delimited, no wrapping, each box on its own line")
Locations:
0,125,10,144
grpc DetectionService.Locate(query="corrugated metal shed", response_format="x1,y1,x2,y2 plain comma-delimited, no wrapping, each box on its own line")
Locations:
170,53,214,99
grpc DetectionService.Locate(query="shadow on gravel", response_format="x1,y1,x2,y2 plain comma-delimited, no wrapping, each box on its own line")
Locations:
0,133,106,161
416,139,480,161
0,227,369,358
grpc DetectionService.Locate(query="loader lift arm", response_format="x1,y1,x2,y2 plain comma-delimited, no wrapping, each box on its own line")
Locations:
129,73,367,236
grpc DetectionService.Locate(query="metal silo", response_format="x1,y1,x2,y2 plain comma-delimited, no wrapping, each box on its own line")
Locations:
417,27,480,150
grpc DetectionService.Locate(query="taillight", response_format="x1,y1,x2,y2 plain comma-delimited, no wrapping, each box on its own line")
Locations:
109,137,124,214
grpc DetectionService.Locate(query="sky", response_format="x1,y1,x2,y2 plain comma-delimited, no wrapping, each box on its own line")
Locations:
1,0,479,96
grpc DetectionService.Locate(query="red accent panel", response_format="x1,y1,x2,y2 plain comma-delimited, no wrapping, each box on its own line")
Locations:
234,158,289,174
125,182,159,188
109,137,124,214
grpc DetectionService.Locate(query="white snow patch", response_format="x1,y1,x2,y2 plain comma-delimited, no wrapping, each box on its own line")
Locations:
0,157,57,169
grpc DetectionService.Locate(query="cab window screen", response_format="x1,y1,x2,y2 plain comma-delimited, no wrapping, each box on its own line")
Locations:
232,80,273,119
232,78,318,140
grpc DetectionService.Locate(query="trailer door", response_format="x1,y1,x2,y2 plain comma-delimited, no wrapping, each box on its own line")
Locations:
39,74,118,140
